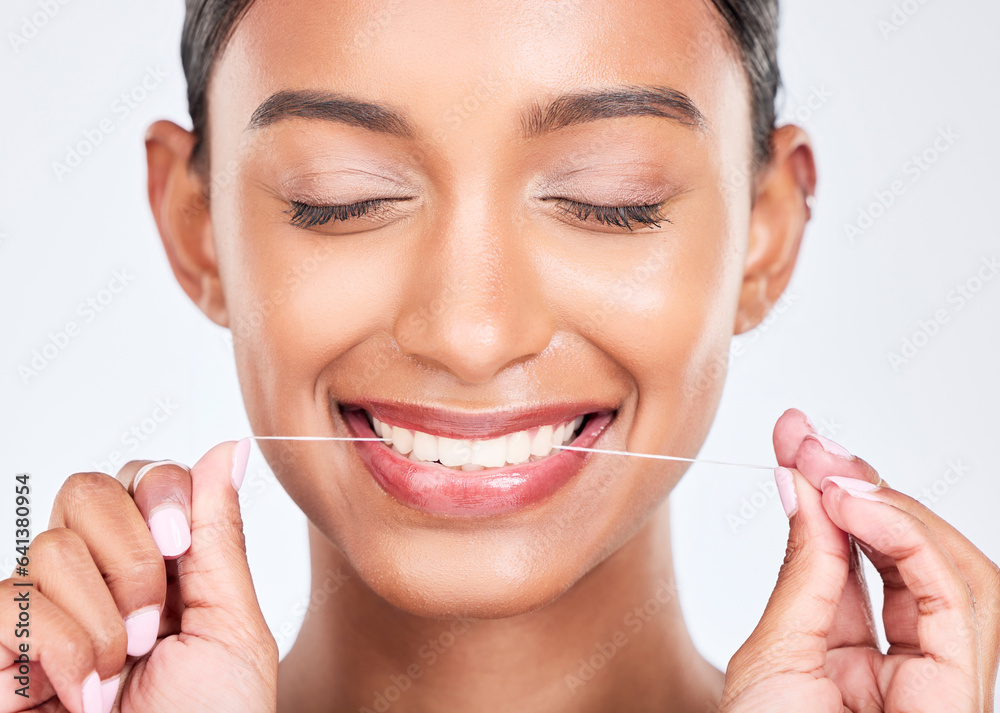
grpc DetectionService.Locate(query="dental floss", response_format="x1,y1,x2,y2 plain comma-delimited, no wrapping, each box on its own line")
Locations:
246,436,775,471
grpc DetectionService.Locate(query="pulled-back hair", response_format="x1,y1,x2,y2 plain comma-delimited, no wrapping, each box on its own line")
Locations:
181,0,780,171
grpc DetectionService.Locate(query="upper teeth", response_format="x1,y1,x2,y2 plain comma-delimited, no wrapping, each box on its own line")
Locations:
368,412,585,469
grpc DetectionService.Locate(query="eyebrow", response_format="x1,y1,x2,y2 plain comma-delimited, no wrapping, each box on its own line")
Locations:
519,85,706,138
246,84,706,139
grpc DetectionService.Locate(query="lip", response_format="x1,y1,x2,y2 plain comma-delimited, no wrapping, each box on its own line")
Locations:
344,399,609,440
341,405,615,517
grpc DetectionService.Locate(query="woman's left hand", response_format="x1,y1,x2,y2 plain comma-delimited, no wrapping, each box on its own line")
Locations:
719,408,1000,712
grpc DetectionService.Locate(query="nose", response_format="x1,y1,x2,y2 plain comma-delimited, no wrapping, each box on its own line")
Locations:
393,208,554,385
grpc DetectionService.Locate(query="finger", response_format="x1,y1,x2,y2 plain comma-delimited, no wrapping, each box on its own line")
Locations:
826,535,880,652
794,433,888,491
730,466,850,679
178,439,273,653
854,483,1000,630
118,460,193,559
821,480,979,673
0,659,56,710
49,472,166,658
23,529,126,686
873,486,1000,703
0,579,103,713
772,407,815,467
773,416,879,652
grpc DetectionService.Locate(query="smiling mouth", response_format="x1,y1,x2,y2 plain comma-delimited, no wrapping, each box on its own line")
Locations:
339,401,615,516
362,409,590,471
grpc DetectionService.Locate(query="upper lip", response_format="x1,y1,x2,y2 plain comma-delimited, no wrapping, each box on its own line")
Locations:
340,399,615,440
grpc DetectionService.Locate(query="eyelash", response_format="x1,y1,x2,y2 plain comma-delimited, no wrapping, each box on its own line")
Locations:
285,197,670,231
286,198,399,228
548,198,669,231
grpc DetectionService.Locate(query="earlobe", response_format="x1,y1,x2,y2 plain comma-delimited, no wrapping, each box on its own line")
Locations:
734,125,817,335
145,120,229,327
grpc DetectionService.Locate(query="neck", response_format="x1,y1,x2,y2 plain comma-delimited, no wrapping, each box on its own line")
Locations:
278,502,723,713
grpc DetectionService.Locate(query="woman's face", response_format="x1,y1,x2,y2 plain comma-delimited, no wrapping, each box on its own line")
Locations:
162,0,807,617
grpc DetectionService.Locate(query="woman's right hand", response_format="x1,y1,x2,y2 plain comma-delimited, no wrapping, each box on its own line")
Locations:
1,439,278,713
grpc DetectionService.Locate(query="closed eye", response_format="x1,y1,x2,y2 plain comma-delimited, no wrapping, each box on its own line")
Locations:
546,197,670,231
285,196,670,232
285,198,411,228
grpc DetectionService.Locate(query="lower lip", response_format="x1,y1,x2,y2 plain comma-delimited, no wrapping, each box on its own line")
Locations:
342,409,614,517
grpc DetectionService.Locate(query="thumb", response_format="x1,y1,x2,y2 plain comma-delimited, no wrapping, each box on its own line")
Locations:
730,467,851,679
176,438,266,643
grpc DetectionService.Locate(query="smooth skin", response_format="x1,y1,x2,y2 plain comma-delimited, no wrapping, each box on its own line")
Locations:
3,0,998,711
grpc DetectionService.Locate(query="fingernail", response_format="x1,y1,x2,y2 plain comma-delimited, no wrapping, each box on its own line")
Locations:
231,437,251,491
800,411,817,433
81,670,102,713
147,505,191,557
124,606,160,657
812,434,852,459
101,675,120,713
820,475,881,501
774,467,798,518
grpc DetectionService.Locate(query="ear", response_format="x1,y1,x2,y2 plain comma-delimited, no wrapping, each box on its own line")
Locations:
733,124,816,335
145,120,229,327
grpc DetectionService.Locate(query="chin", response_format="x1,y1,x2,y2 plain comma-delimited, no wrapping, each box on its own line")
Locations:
344,527,605,620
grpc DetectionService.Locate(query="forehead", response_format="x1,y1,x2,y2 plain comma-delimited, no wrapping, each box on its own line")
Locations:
209,0,748,155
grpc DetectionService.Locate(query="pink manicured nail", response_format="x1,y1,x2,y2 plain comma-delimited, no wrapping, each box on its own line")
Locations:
148,506,191,557
774,467,798,518
124,606,160,657
820,475,881,501
81,670,102,713
231,437,251,491
813,434,852,459
101,675,120,713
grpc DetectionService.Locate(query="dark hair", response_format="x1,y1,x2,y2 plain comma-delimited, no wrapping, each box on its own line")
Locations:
182,0,780,171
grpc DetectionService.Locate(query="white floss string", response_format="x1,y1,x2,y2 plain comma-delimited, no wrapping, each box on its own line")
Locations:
248,436,775,471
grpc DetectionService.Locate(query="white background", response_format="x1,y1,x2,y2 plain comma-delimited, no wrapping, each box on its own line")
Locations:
2,0,998,694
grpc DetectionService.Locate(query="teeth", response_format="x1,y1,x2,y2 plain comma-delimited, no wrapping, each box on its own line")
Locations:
471,436,507,468
411,431,438,462
391,425,413,455
506,430,531,464
437,436,472,467
369,411,586,471
529,425,553,456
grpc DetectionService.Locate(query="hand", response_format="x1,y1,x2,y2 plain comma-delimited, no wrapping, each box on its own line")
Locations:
720,409,1000,713
0,440,278,713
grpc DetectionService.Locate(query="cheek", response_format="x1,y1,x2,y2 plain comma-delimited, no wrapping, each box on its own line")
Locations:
541,188,746,406
214,190,398,433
